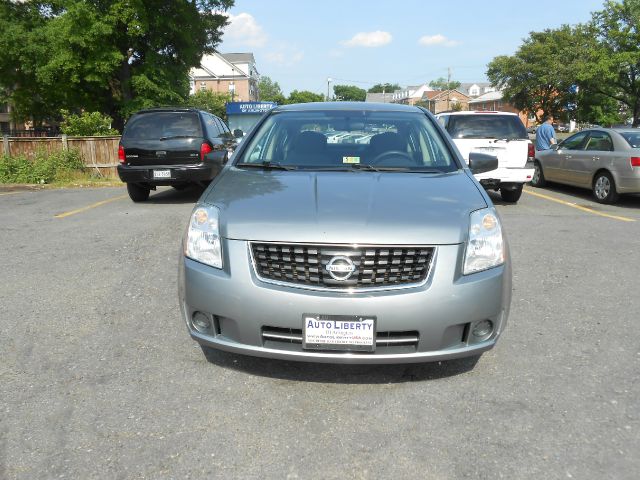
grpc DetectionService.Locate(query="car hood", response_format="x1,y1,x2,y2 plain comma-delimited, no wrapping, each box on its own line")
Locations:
204,168,487,244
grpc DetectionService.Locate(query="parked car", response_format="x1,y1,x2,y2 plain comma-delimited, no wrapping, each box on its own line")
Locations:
436,111,534,203
117,108,239,202
532,128,640,203
179,102,512,365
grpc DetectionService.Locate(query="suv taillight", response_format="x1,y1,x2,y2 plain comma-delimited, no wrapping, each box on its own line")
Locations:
200,142,213,161
631,157,640,167
527,143,535,159
118,145,126,164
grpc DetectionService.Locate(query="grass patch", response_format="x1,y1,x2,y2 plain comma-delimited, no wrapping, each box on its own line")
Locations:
0,150,121,186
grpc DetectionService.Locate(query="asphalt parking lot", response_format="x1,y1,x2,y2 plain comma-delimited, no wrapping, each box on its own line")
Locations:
1,183,639,479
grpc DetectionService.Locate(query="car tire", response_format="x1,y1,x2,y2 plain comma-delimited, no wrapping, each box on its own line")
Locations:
531,161,546,187
592,171,619,204
500,184,523,203
126,183,150,202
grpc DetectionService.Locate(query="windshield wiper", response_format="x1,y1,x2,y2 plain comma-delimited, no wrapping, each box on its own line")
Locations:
159,135,196,140
349,164,410,172
236,161,297,171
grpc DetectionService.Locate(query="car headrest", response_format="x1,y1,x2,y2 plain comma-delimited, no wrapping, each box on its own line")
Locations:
369,132,405,152
290,131,327,152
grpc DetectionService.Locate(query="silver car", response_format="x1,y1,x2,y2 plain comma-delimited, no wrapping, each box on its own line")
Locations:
178,102,511,364
532,128,640,203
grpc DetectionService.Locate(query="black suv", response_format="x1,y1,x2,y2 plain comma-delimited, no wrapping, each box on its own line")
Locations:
117,108,238,202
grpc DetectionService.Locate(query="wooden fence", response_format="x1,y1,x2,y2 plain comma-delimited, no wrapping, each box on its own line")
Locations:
2,135,121,178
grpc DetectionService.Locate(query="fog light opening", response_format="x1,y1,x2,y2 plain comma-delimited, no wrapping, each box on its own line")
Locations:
472,320,493,339
192,311,212,334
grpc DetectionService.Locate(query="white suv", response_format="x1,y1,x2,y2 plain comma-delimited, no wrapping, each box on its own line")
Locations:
436,111,534,202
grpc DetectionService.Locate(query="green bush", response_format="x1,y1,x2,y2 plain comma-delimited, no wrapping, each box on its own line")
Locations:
0,150,84,184
60,110,119,136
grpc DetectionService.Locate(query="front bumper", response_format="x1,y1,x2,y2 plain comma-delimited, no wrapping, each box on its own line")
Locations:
475,166,534,186
117,163,218,185
178,240,512,364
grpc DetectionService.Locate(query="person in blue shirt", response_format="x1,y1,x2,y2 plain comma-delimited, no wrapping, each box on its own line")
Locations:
536,115,557,150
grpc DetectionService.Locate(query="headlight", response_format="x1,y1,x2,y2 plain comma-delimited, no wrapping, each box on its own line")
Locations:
184,204,222,269
463,208,505,275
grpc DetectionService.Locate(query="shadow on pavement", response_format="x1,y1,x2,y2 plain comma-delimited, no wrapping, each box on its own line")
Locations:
528,182,640,210
146,185,206,205
200,346,481,384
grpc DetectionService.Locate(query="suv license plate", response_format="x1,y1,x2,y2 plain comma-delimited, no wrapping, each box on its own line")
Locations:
302,314,376,352
153,169,171,179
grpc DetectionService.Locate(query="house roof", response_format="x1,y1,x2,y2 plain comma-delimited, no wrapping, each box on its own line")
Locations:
469,90,504,103
365,92,394,103
221,53,256,64
422,90,470,101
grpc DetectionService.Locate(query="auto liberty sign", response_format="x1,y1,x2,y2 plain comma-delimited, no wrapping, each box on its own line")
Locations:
226,102,277,115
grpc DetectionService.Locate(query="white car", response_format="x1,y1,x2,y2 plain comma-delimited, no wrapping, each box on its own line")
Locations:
436,111,534,202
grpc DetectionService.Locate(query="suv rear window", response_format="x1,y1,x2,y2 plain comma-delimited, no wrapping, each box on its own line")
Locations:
446,114,527,140
123,112,203,140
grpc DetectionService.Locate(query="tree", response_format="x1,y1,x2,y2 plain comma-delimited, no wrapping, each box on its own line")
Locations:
575,0,640,126
367,83,401,94
258,76,286,104
333,85,366,101
184,90,230,119
429,77,461,91
59,110,119,136
487,25,579,122
287,90,324,104
0,0,233,131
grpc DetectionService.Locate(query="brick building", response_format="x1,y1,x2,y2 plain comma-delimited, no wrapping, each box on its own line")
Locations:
189,53,259,102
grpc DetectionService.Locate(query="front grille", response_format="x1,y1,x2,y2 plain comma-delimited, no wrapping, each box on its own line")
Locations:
250,243,434,290
261,326,419,353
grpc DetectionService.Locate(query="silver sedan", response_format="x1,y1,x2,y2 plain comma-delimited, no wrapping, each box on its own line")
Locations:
179,102,511,365
532,128,640,203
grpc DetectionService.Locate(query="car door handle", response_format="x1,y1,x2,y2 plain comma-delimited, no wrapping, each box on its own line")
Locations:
593,156,599,161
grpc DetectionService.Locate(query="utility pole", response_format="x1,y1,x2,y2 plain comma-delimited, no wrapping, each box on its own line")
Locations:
446,67,451,111
327,77,332,101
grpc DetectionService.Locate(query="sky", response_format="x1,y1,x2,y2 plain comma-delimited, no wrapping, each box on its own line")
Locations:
218,0,608,96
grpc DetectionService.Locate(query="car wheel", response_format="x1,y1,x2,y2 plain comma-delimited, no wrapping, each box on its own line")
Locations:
126,183,150,202
531,161,546,187
592,171,619,204
500,184,523,203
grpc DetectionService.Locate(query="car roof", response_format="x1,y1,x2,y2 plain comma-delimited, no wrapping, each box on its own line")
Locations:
577,128,637,135
437,111,519,117
274,102,423,113
134,107,205,114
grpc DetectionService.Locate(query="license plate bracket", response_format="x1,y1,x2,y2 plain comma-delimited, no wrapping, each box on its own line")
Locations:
302,314,376,352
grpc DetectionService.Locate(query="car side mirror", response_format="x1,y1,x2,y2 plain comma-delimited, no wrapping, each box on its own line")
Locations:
551,143,560,151
468,152,498,175
233,129,244,138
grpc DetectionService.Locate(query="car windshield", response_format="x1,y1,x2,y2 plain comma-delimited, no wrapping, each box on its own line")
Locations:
236,110,458,172
447,114,528,140
620,131,640,148
123,112,203,140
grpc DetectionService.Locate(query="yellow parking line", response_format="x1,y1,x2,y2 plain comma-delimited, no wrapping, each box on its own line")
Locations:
523,188,635,222
55,194,128,218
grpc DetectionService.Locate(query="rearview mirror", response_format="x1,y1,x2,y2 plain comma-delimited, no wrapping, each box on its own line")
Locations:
468,152,498,175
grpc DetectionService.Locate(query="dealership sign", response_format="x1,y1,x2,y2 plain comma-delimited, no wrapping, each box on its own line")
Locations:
226,102,277,115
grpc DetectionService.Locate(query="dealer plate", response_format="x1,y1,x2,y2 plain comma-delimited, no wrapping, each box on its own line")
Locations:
153,169,171,179
302,314,376,352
